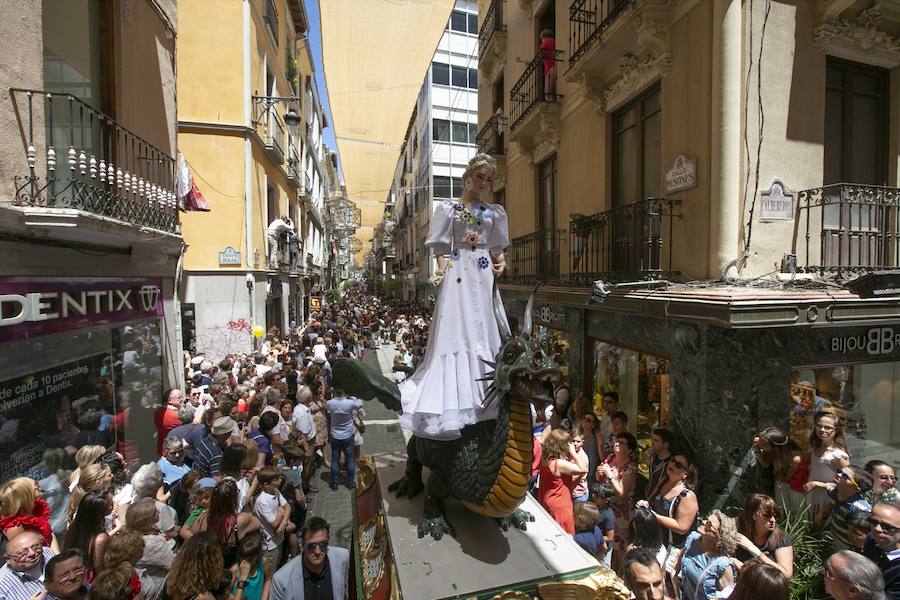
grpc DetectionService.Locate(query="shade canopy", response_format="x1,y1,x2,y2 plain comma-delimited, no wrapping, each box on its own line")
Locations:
319,0,454,262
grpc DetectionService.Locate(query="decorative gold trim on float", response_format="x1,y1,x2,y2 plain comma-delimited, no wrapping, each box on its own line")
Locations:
356,455,376,495
537,567,631,600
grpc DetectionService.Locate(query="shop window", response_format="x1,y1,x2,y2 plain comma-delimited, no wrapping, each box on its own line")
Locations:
593,341,672,441
790,363,900,466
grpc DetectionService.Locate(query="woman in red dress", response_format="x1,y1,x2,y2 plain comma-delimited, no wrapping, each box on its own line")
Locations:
538,429,588,535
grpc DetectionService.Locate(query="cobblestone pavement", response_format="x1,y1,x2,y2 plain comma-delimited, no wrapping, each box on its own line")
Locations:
306,343,407,549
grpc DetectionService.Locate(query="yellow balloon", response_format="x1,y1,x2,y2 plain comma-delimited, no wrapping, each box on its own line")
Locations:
252,325,264,338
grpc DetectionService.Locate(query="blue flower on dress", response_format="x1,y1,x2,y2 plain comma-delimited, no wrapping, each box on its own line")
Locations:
453,203,464,212
477,256,490,270
451,249,459,259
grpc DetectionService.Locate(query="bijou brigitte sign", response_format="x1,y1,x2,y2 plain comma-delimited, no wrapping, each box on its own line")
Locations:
0,278,163,341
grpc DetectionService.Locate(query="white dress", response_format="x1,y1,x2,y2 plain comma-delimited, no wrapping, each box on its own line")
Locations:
399,199,511,440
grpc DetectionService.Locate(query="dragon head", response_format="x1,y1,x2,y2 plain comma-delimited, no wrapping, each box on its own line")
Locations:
482,282,561,411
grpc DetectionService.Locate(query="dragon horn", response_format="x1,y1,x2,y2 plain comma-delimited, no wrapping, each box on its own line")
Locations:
522,283,541,337
492,277,511,341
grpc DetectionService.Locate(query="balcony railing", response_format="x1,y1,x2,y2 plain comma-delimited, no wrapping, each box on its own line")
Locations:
510,49,564,131
477,115,506,156
287,138,301,187
478,0,506,61
509,229,566,283
252,99,286,165
569,0,634,66
264,0,279,43
569,198,681,285
8,89,179,233
794,184,900,278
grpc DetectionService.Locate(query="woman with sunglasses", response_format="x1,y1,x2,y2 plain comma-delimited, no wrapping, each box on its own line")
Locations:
734,494,794,578
803,411,850,510
596,433,639,548
675,510,739,600
815,464,873,551
864,460,900,507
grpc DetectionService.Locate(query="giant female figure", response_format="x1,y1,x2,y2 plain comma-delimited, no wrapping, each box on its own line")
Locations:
399,153,510,440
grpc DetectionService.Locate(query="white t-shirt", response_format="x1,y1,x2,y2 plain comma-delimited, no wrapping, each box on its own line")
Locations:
255,490,287,550
291,403,315,441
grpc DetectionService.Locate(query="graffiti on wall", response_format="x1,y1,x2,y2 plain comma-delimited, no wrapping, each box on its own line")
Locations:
195,324,252,362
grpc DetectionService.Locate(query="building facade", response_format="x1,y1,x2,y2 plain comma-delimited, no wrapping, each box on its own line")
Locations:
471,0,900,499
385,0,481,301
0,0,183,473
177,0,333,357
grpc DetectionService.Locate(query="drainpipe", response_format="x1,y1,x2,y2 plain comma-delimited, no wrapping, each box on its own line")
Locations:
243,0,255,353
709,0,742,278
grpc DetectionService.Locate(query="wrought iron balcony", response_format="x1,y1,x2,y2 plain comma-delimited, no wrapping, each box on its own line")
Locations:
478,0,506,62
477,115,506,156
569,198,681,285
252,98,286,165
569,0,634,67
793,183,900,278
264,0,279,43
509,229,566,284
287,138,301,187
510,49,563,131
8,89,179,233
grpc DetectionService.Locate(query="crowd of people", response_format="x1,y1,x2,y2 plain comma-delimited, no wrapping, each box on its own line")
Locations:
534,386,899,599
2,285,899,600
0,292,397,600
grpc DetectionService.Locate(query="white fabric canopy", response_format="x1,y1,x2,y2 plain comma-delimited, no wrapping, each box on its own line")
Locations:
319,0,455,262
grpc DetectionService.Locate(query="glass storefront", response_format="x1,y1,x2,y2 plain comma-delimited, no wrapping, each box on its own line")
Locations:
0,278,165,478
535,326,570,381
790,362,900,466
592,341,672,439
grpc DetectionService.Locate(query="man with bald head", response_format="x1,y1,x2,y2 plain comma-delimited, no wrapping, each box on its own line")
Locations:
864,502,900,599
0,530,55,600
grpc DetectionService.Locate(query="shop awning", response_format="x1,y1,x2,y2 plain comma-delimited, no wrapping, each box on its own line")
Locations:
319,0,454,263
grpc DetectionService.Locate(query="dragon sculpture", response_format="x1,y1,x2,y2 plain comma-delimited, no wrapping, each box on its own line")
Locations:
332,285,560,540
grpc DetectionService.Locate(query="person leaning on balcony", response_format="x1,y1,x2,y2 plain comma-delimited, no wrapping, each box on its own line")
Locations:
266,216,294,268
540,28,557,100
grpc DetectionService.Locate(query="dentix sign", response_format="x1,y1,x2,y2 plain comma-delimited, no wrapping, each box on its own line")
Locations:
0,278,163,341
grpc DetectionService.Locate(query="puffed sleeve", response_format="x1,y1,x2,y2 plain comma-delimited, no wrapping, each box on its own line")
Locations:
424,200,454,255
487,203,510,254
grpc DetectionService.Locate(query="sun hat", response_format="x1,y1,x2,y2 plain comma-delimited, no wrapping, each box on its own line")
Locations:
211,416,237,436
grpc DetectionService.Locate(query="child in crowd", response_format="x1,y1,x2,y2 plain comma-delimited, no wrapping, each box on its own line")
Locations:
590,483,618,567
229,533,272,600
280,442,307,558
573,501,603,559
254,466,293,570
179,477,215,541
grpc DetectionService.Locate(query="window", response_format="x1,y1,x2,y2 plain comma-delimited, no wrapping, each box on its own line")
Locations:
468,68,478,89
452,122,469,145
612,82,661,207
451,65,468,88
450,11,468,32
469,123,478,144
451,177,464,197
824,57,889,186
539,155,557,231
434,176,452,199
468,13,478,34
432,62,449,86
432,119,450,142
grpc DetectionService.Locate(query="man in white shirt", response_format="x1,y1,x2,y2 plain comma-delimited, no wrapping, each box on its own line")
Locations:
266,216,294,268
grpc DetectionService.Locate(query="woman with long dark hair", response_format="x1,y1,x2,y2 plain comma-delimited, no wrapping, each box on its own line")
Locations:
803,411,850,509
752,427,805,514
734,494,794,578
165,532,226,600
626,505,667,567
189,478,259,568
63,491,113,578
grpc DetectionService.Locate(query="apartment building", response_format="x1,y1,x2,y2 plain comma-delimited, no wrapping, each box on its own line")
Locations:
0,0,182,472
478,0,900,497
177,0,333,355
383,0,482,301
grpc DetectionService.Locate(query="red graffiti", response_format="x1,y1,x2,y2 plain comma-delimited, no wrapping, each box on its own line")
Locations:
226,318,251,333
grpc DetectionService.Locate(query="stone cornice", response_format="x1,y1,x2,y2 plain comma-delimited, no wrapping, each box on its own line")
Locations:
813,4,900,68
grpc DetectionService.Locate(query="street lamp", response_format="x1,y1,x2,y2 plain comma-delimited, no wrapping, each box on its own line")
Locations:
251,94,301,127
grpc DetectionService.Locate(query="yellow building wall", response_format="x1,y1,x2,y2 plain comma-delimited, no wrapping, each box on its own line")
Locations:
177,0,244,125
179,133,246,271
